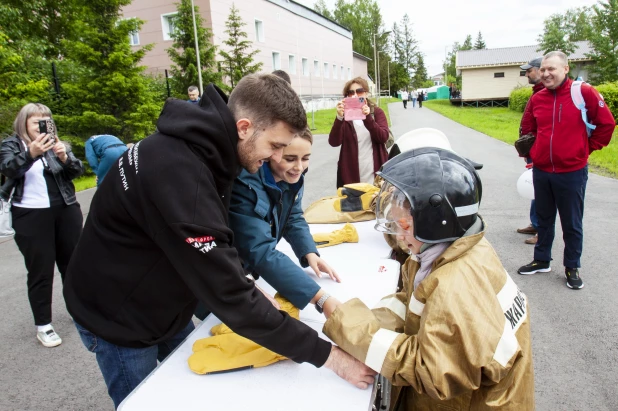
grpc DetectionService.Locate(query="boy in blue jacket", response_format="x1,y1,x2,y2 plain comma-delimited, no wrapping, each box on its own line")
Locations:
229,128,339,311
85,134,129,186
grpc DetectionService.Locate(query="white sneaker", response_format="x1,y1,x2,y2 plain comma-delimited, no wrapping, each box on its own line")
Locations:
37,327,62,347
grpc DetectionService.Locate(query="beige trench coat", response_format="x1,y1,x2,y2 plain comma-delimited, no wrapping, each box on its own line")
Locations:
324,223,535,410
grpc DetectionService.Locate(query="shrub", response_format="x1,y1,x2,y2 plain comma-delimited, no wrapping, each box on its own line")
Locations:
595,82,618,120
509,87,533,113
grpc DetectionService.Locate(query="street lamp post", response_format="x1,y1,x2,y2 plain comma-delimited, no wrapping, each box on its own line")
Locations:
387,60,390,97
373,33,378,99
190,0,203,95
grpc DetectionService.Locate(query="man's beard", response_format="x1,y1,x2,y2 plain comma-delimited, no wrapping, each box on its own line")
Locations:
238,130,261,173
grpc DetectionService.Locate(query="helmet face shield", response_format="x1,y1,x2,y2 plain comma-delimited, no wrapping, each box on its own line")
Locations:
374,182,414,236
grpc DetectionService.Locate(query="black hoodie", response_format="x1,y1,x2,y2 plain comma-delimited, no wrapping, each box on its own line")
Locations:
63,85,331,367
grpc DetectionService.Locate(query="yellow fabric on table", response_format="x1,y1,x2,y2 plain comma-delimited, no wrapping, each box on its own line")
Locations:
188,294,299,375
312,223,359,248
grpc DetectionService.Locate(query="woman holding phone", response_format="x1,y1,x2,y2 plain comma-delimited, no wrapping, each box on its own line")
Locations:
328,77,389,188
0,103,84,347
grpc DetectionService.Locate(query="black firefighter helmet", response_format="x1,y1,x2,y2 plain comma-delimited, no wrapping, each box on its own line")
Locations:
375,147,482,243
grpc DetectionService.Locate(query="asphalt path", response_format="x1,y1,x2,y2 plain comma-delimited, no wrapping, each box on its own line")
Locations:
1,102,617,410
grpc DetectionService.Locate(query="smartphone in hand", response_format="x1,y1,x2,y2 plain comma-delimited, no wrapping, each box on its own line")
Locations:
38,119,57,144
343,97,366,121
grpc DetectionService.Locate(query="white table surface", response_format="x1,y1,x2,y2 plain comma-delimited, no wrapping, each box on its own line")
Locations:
119,221,400,411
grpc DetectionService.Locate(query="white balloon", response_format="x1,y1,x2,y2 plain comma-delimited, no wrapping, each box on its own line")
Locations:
517,169,535,200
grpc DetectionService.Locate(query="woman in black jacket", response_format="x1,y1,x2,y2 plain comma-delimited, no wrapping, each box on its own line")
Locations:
0,103,84,348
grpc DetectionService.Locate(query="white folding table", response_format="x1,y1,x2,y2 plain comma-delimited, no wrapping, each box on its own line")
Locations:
119,221,400,411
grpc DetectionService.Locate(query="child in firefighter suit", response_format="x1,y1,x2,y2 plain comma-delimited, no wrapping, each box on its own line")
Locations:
322,147,535,410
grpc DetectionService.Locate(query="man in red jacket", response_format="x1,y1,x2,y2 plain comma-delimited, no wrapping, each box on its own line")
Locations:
518,51,615,289
516,56,545,245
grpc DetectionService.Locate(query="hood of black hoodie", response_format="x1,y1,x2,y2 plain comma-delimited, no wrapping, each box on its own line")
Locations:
156,84,240,191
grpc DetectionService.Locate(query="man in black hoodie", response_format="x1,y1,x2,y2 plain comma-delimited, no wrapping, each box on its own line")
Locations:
64,74,375,408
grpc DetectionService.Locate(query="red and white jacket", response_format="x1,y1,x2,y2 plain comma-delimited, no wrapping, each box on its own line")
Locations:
521,77,615,173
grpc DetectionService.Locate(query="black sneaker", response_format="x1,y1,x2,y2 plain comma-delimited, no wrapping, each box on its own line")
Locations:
565,268,584,289
518,260,551,275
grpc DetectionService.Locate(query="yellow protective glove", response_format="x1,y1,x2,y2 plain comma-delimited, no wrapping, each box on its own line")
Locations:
312,223,359,248
334,183,379,212
188,294,299,375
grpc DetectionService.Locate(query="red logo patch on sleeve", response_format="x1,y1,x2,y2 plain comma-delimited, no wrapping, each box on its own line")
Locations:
185,236,217,253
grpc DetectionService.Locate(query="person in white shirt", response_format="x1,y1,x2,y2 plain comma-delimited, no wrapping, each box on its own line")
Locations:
401,90,409,109
0,103,84,348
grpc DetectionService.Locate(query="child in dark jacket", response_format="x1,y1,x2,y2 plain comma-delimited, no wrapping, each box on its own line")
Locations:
229,128,339,310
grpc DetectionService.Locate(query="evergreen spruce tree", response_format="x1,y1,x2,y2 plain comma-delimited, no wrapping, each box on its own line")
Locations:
392,14,417,83
166,0,220,97
219,4,262,91
58,0,162,141
474,31,486,49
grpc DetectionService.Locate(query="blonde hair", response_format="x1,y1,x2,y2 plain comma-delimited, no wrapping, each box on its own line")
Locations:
13,103,53,144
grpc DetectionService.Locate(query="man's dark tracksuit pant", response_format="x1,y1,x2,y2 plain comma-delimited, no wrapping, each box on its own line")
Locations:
533,166,588,268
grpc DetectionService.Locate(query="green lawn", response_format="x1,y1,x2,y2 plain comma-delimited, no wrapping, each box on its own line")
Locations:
424,100,618,178
306,97,399,135
74,175,97,191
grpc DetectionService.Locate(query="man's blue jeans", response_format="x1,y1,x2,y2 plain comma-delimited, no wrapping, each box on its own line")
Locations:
533,166,588,268
75,320,195,409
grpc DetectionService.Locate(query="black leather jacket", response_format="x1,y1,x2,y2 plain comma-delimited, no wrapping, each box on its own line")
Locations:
0,135,84,204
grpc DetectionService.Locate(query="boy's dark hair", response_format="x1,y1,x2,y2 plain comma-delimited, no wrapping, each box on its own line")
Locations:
228,74,307,134
271,70,292,85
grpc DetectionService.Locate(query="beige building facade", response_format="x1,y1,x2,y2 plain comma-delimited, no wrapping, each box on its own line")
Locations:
456,41,593,101
122,0,366,101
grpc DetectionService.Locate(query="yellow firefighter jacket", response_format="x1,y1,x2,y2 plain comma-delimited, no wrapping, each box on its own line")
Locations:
323,221,535,410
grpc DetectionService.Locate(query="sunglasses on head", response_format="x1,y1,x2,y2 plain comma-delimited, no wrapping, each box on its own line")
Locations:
346,88,366,97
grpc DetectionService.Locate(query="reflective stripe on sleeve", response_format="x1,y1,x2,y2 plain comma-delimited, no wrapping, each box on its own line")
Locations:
373,297,406,321
408,293,425,316
494,270,528,367
365,328,400,372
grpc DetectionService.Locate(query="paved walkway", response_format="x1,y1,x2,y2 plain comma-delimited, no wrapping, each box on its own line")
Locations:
1,103,617,410
389,102,618,410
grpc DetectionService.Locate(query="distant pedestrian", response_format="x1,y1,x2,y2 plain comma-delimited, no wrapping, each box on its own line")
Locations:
0,103,84,348
516,56,544,245
518,51,615,289
411,90,418,108
187,85,200,104
85,135,129,186
401,90,409,109
418,91,424,108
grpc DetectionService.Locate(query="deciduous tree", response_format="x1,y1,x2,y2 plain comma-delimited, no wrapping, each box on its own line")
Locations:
537,7,593,55
587,0,618,83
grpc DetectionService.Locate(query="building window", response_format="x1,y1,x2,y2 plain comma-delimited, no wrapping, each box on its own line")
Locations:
347,67,351,80
302,58,309,76
494,72,505,78
272,52,281,70
129,31,139,46
323,62,329,78
288,55,296,74
333,64,338,79
341,66,344,79
161,13,178,41
313,60,320,77
520,70,526,77
255,19,264,42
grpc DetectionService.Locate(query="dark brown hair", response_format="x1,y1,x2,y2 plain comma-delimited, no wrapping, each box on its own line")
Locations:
228,74,307,134
298,127,313,145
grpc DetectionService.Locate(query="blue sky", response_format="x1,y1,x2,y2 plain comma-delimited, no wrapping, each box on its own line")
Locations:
297,0,601,75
